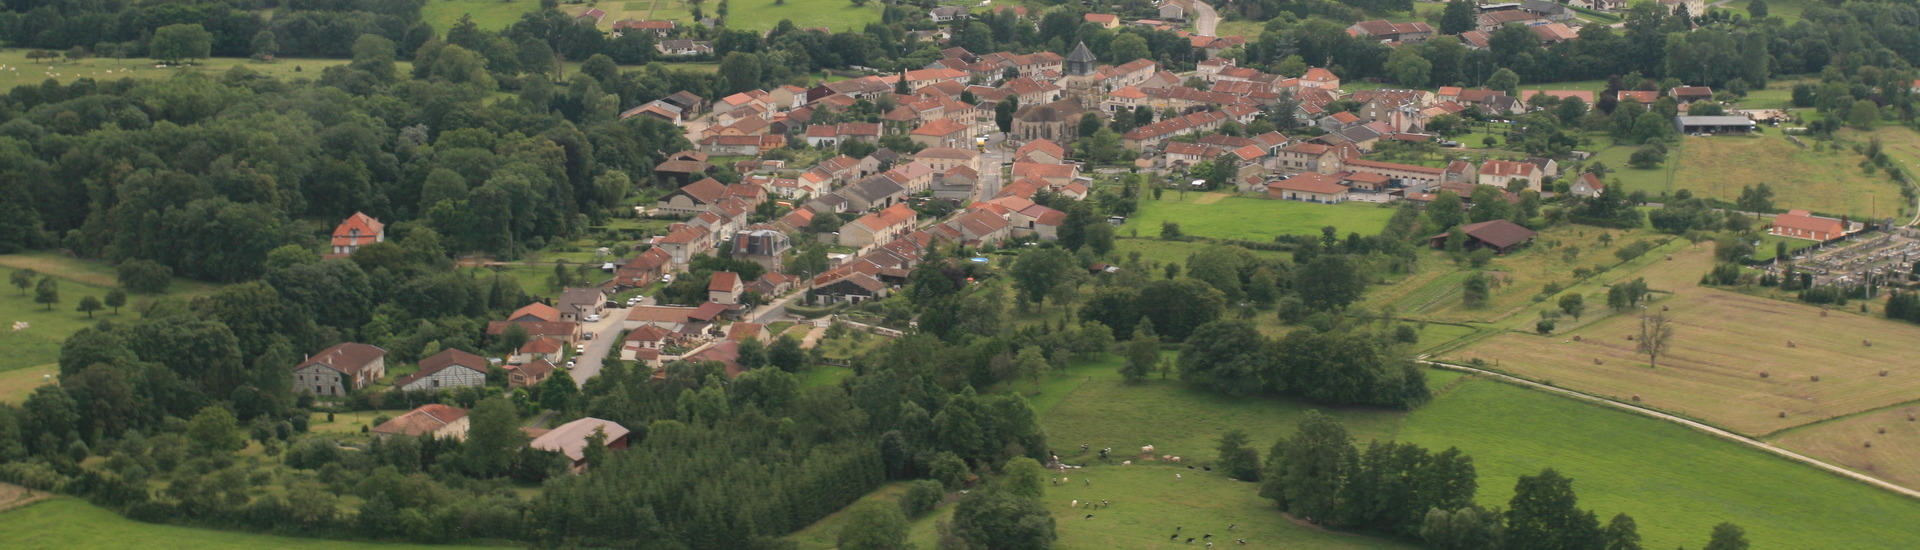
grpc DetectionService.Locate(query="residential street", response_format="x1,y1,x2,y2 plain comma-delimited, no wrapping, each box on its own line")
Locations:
569,303,640,385
1192,0,1219,37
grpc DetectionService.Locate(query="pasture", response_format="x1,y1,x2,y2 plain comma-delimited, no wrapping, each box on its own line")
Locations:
574,0,884,33
1447,244,1920,437
1120,194,1399,241
1665,135,1905,219
1037,354,1920,549
1359,225,1663,324
0,50,365,91
420,0,539,31
1110,237,1290,266
0,364,57,404
0,499,502,550
0,265,125,374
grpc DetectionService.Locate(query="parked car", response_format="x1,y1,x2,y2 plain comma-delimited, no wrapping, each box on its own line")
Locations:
661,274,674,283
574,344,586,354
565,360,575,369
583,331,595,340
585,314,601,322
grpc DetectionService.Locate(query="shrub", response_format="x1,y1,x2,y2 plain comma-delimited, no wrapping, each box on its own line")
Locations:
900,479,946,518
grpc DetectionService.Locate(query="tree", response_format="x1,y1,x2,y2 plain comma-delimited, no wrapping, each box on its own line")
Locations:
1001,456,1047,498
77,295,102,318
1558,294,1585,320
8,268,33,295
1011,247,1074,307
1736,183,1775,213
1217,429,1261,481
498,323,530,354
539,368,578,411
251,30,278,59
462,396,526,478
1121,319,1158,382
1429,192,1465,231
1702,522,1748,550
1441,0,1478,35
1462,272,1490,308
187,406,246,454
996,97,1019,133
1487,68,1520,97
718,52,762,94
837,500,909,550
1468,185,1511,223
1109,34,1150,63
1294,254,1364,311
1747,0,1768,18
33,276,57,310
116,260,173,294
737,338,768,371
150,24,213,65
1505,469,1603,550
1847,99,1880,130
1261,410,1352,523
1637,313,1675,368
1602,513,1643,550
1014,346,1050,391
104,289,126,314
768,335,805,372
1628,145,1666,169
948,489,1056,550
1386,47,1433,88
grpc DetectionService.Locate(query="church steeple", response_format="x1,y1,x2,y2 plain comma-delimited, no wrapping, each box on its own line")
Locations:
1066,41,1096,76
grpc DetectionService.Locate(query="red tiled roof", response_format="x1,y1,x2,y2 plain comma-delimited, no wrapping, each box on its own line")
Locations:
1268,173,1348,195
708,271,740,292
372,404,468,437
331,212,384,248
1771,210,1845,236
520,337,563,354
294,343,386,375
910,118,970,136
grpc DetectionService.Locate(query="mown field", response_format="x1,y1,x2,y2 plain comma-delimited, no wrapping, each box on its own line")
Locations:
1033,355,1920,549
1448,244,1920,437
421,0,539,31
1772,405,1920,490
0,499,503,550
0,249,230,375
1358,225,1661,324
565,0,883,33
1661,134,1905,219
1120,194,1399,241
0,50,368,91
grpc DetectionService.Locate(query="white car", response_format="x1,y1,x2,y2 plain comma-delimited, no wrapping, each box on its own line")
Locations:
585,314,600,322
574,345,586,354
661,274,674,283
565,360,576,369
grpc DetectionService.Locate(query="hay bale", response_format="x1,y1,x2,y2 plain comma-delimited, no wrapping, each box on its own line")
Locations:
1626,334,1635,341
1865,441,1873,448
1908,412,1916,422
1594,358,1603,365
1572,335,1582,342
1662,305,1669,312
1821,310,1829,317
1779,411,1787,418
1863,339,1872,347
1631,394,1641,402
1787,340,1796,348
1759,371,1770,378
1811,375,1821,382
1879,427,1887,434
1881,370,1890,377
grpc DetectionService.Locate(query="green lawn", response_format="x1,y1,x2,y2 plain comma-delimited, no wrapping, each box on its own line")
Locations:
0,499,503,550
1587,143,1673,195
1038,356,1920,549
0,50,370,91
420,0,539,31
1667,134,1906,219
1121,194,1399,241
641,0,882,32
797,365,854,388
1111,237,1290,266
0,363,57,404
0,266,126,373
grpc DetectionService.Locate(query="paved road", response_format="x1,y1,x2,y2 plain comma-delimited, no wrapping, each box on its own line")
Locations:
1420,358,1920,500
979,128,1011,200
1192,0,1219,37
569,305,640,385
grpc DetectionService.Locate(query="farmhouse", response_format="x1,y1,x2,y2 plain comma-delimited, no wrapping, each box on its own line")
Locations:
1427,220,1537,254
1675,115,1756,135
292,343,387,397
1570,172,1606,198
396,348,490,392
372,404,469,440
1479,159,1543,192
1769,210,1848,241
1266,173,1351,204
328,212,385,258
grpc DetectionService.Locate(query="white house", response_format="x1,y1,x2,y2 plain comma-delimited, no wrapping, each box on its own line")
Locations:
396,348,491,392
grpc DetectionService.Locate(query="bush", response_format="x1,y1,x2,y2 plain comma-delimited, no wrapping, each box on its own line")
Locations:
1536,319,1556,334
900,479,946,518
116,259,173,294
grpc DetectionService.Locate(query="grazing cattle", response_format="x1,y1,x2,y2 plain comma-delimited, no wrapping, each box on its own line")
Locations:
1203,466,1212,472
1237,539,1246,545
1122,460,1132,466
1071,500,1078,508
1142,444,1156,453
1175,473,1182,481
1085,514,1094,520
1171,533,1180,540
1171,456,1182,463
1204,534,1212,540
1186,538,1195,544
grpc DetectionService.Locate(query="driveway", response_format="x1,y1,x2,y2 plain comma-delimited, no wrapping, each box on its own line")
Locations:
569,307,634,385
1192,0,1219,36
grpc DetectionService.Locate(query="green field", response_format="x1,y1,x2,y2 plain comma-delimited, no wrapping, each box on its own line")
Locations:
1037,355,1920,549
0,265,124,374
420,0,539,31
1121,194,1399,241
0,364,57,404
1666,134,1906,219
0,50,368,91
0,499,502,550
607,0,883,32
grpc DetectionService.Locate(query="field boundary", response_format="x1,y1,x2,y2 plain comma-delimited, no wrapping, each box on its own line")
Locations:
1761,396,1920,440
1420,360,1920,501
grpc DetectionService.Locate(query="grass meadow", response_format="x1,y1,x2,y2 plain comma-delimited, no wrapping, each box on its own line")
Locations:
1666,135,1905,219
1120,193,1399,241
1359,225,1661,324
572,0,883,33
0,50,368,91
0,499,503,550
421,0,539,30
0,250,220,375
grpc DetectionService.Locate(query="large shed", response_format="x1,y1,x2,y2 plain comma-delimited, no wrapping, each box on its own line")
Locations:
1674,115,1755,135
1428,220,1538,254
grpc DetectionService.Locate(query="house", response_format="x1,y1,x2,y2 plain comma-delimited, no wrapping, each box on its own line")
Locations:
1458,30,1492,50
1343,159,1446,190
557,287,607,323
507,302,561,323
624,305,697,332
1477,10,1548,32
1012,162,1078,188
612,19,675,37
1084,13,1120,28
530,417,630,472
1346,20,1434,43
707,271,745,304
842,176,907,211
1529,22,1579,45
688,339,745,376
1675,115,1755,135
1267,173,1351,203
1520,0,1575,20
1769,210,1848,241
1569,173,1606,198
1300,67,1340,90
839,203,920,248
700,134,785,156
1271,142,1344,175
804,122,883,148
1159,0,1187,21
513,337,565,366
657,40,713,56
372,404,470,440
489,319,580,344
292,343,387,397
576,8,607,24
929,6,968,22
1659,0,1707,16
909,119,973,149
727,322,770,343
1617,90,1660,106
620,325,675,362
814,273,890,304
614,248,675,288
396,348,490,392
1570,0,1629,10
655,178,730,215
1670,86,1714,104
329,212,385,258
750,272,797,296
507,359,556,387
1479,159,1543,192
910,147,982,174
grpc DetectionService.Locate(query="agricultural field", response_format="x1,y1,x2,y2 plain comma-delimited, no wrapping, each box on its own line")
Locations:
0,499,503,550
1359,225,1663,324
1038,355,1920,549
1111,237,1289,266
0,50,370,91
573,0,883,33
420,0,539,31
1771,406,1920,489
1446,244,1920,437
1664,134,1906,219
1582,142,1673,194
0,251,221,375
1120,194,1399,241
0,364,57,404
